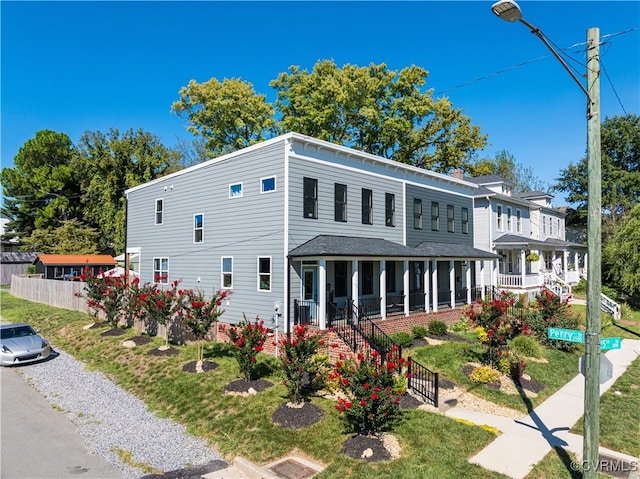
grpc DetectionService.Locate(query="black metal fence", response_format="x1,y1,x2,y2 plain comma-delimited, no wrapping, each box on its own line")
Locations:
407,357,439,407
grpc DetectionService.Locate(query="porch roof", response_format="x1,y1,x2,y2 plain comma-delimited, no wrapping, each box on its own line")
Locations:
289,235,500,260
494,234,586,249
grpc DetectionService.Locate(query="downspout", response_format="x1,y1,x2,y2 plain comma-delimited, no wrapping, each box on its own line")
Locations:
283,138,291,335
124,193,129,287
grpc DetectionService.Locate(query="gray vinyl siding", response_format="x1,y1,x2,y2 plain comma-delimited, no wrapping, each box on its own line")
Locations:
473,197,492,251
127,140,288,325
405,184,474,247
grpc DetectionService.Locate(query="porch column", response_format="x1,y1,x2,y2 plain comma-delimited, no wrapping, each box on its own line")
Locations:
432,261,438,313
480,261,486,300
403,260,410,316
584,253,588,278
351,260,359,323
424,260,430,313
493,260,498,290
319,260,327,330
520,249,526,288
574,251,579,273
563,250,569,279
466,260,472,304
379,260,387,320
449,260,455,309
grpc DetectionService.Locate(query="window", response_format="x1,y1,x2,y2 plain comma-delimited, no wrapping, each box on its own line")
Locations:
516,209,522,233
303,177,318,219
229,182,243,198
361,188,373,225
557,219,561,237
221,257,233,288
549,216,553,236
413,198,423,229
506,207,512,231
431,202,439,231
258,257,271,291
385,193,395,227
497,204,503,230
335,261,348,297
334,183,347,222
153,257,169,284
194,213,203,243
447,205,455,232
462,207,469,234
362,261,374,295
155,199,163,225
261,176,276,193
543,215,547,234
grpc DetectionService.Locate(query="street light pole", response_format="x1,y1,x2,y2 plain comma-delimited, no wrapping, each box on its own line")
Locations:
491,2,602,477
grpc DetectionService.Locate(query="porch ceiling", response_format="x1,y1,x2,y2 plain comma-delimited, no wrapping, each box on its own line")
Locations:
289,235,500,260
494,234,586,250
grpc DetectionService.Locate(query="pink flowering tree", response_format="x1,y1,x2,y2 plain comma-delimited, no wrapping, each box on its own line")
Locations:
227,315,269,381
278,324,325,404
138,279,182,346
178,289,230,361
331,346,407,435
77,267,128,328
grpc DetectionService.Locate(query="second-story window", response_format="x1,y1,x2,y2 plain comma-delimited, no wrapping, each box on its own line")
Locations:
549,216,553,236
507,206,512,231
413,198,423,229
557,218,561,237
261,176,276,193
229,182,243,198
303,177,318,219
362,188,373,225
431,202,439,231
385,193,395,227
516,209,522,233
334,183,347,222
194,213,203,243
497,204,503,230
462,207,469,234
543,215,547,234
447,205,455,233
155,198,163,225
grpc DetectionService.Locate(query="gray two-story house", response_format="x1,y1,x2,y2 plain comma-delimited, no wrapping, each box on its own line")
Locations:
466,174,586,297
125,133,498,333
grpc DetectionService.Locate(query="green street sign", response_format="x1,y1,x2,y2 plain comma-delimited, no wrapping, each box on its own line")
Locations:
547,327,584,344
600,337,622,350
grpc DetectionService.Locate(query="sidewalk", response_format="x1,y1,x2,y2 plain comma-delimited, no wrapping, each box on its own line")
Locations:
447,339,640,479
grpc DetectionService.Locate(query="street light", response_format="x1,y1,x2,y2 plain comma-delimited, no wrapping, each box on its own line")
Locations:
491,2,602,478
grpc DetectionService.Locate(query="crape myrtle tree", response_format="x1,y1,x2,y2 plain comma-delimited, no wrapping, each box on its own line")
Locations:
173,60,488,173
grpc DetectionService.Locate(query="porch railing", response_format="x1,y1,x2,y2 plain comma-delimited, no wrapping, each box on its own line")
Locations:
498,273,542,288
293,299,320,327
385,293,405,315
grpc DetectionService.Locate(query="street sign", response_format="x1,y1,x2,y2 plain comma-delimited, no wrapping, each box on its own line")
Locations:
547,328,622,351
599,337,622,350
547,327,584,343
579,355,614,384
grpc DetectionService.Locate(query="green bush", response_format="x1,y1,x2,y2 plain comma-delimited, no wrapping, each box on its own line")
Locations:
601,285,621,302
528,289,580,351
428,320,448,336
469,365,500,384
508,334,544,359
389,331,414,348
411,325,428,339
573,278,587,294
451,317,470,332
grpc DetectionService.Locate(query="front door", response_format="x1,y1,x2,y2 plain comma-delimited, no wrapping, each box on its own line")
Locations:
302,266,318,322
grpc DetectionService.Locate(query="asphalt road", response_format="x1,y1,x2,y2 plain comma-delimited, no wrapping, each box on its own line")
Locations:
0,363,123,479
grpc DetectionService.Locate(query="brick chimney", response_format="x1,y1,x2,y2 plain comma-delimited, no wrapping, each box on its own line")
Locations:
451,168,464,180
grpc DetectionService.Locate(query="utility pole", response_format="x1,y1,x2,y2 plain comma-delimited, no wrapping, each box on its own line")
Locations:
584,26,601,479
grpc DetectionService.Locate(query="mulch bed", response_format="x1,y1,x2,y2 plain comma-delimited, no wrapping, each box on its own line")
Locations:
127,336,153,346
398,393,423,410
439,377,457,390
409,338,429,348
224,378,274,395
339,435,391,462
272,402,325,429
147,346,180,357
461,364,545,393
100,328,127,337
181,360,219,373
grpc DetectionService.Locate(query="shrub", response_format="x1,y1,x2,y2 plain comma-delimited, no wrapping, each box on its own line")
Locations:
469,365,500,384
227,315,270,381
278,324,324,403
411,325,428,339
508,334,544,359
528,289,580,351
389,331,414,348
77,267,127,327
428,320,448,336
137,279,182,345
452,317,470,332
332,348,407,435
308,353,338,392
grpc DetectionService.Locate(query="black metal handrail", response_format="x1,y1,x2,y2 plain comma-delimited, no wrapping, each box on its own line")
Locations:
358,318,402,361
407,357,439,407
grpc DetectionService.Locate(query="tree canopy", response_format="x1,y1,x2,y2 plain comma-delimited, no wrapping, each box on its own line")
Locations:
603,204,640,299
172,60,488,173
470,149,548,193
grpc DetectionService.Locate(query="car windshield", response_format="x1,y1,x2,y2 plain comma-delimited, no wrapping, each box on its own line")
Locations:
1,326,36,340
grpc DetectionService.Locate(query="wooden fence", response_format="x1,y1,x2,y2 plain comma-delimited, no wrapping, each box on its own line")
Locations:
10,275,91,314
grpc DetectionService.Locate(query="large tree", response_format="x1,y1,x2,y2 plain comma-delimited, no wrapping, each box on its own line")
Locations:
470,149,548,192
554,114,640,228
172,60,487,173
603,204,640,299
21,219,100,254
75,128,182,252
1,130,82,238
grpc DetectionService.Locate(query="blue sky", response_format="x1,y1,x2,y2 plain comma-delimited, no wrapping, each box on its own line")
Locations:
2,1,639,205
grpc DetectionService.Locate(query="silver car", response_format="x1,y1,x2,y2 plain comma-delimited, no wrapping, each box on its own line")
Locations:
0,323,51,366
